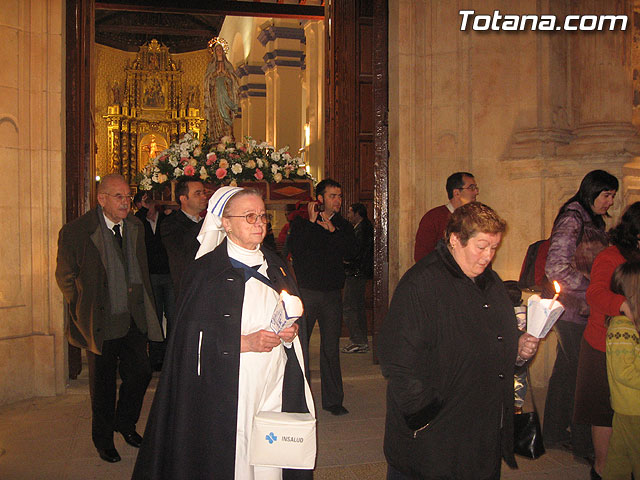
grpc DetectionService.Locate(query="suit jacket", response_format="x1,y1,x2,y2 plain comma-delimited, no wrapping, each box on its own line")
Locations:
132,239,312,480
159,209,202,299
55,208,163,355
135,207,170,275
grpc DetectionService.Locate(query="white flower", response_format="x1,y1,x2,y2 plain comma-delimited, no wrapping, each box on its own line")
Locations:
271,164,279,175
140,178,152,190
199,166,209,180
282,152,292,162
229,179,238,187
246,160,256,169
221,135,232,144
231,163,243,174
217,144,225,152
174,167,184,177
271,151,280,161
274,173,283,183
193,146,202,157
256,158,264,168
235,142,244,150
297,167,306,176
250,139,257,148
169,157,178,168
152,172,159,182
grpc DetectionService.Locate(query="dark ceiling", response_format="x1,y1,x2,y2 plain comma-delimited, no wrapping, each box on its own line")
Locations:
95,1,325,53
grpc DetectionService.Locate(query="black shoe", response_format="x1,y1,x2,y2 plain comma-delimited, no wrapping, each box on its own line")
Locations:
590,467,602,480
97,447,121,463
324,405,349,416
119,430,143,448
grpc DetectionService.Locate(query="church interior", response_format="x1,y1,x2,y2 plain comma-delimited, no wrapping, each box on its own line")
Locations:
0,0,638,477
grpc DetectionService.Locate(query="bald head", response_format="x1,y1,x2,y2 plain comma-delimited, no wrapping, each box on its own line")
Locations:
97,174,132,223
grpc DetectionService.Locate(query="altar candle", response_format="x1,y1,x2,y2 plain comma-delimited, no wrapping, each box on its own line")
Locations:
549,281,561,309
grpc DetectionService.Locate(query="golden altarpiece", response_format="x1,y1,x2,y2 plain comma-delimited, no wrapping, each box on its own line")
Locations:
103,40,205,182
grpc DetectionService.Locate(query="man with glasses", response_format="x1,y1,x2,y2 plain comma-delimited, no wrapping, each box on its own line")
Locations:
160,178,208,299
288,178,357,416
55,174,163,463
414,172,479,262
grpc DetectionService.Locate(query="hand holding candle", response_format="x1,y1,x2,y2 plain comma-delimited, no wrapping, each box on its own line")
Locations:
270,290,304,334
527,281,565,339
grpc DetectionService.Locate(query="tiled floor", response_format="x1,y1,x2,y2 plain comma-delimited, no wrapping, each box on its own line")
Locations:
0,334,591,479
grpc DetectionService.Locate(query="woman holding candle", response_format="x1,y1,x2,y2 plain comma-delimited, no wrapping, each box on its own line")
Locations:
133,187,313,480
543,170,618,463
576,202,640,479
379,202,539,479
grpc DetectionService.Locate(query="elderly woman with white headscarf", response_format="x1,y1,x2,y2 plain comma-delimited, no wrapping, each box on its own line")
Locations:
133,187,314,480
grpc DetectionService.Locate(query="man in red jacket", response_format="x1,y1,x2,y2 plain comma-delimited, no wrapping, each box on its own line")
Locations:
414,172,478,262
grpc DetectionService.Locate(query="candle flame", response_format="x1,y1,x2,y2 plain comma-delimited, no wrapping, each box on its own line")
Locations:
553,281,561,294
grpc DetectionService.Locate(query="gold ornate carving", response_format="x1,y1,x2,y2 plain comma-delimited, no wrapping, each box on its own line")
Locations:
102,39,205,183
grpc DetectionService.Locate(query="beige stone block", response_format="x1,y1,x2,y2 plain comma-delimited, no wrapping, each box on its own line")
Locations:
29,91,44,150
29,33,46,92
432,3,465,54
413,58,430,108
33,335,57,396
412,1,430,58
471,106,517,159
432,52,462,107
29,0,45,34
47,93,62,151
46,35,63,94
471,49,519,107
397,53,413,107
0,0,20,29
0,337,35,404
0,26,19,89
47,0,63,36
0,87,19,127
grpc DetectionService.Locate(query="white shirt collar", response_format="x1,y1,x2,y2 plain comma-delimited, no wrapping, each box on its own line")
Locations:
182,209,202,223
103,213,123,232
445,202,455,213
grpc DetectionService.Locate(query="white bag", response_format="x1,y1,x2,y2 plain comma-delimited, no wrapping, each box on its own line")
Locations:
249,411,316,469
250,339,317,470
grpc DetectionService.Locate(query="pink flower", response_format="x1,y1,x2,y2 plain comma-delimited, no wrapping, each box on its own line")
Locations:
180,157,189,165
158,155,167,162
239,146,247,153
184,165,196,176
254,168,264,180
206,152,217,165
216,168,227,179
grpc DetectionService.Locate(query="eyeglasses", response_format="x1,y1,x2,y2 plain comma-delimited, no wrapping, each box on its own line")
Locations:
460,184,479,192
103,193,134,202
225,213,272,224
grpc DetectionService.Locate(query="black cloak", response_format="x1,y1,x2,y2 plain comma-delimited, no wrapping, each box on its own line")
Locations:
132,239,312,479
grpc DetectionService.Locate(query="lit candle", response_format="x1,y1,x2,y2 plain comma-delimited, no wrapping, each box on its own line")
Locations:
549,280,561,309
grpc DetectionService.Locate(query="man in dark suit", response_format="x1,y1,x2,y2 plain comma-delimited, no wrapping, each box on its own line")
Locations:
55,174,163,463
160,178,207,299
134,191,173,371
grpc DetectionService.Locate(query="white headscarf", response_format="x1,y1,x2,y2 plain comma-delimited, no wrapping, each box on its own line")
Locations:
195,186,243,259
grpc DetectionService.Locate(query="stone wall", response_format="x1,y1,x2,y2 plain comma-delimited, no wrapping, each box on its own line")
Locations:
0,0,65,404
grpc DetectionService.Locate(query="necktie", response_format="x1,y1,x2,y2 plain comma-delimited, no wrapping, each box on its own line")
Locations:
113,224,123,249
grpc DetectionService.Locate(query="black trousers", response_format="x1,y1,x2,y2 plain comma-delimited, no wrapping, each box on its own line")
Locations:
300,288,344,409
87,326,151,450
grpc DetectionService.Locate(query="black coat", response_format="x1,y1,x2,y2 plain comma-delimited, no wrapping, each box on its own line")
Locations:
159,210,201,298
379,241,519,479
132,239,312,480
288,213,356,291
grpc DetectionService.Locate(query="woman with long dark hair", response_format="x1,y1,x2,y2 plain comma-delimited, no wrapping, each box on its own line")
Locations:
543,170,618,461
576,202,640,479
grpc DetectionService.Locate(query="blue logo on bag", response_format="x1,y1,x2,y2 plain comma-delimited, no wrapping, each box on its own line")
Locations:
266,432,277,444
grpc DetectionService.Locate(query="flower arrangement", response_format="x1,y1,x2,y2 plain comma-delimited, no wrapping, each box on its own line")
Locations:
137,132,314,191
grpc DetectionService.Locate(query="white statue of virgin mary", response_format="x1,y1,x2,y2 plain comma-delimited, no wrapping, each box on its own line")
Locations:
203,37,240,142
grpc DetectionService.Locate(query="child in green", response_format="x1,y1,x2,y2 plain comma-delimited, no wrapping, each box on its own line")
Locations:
604,262,640,480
